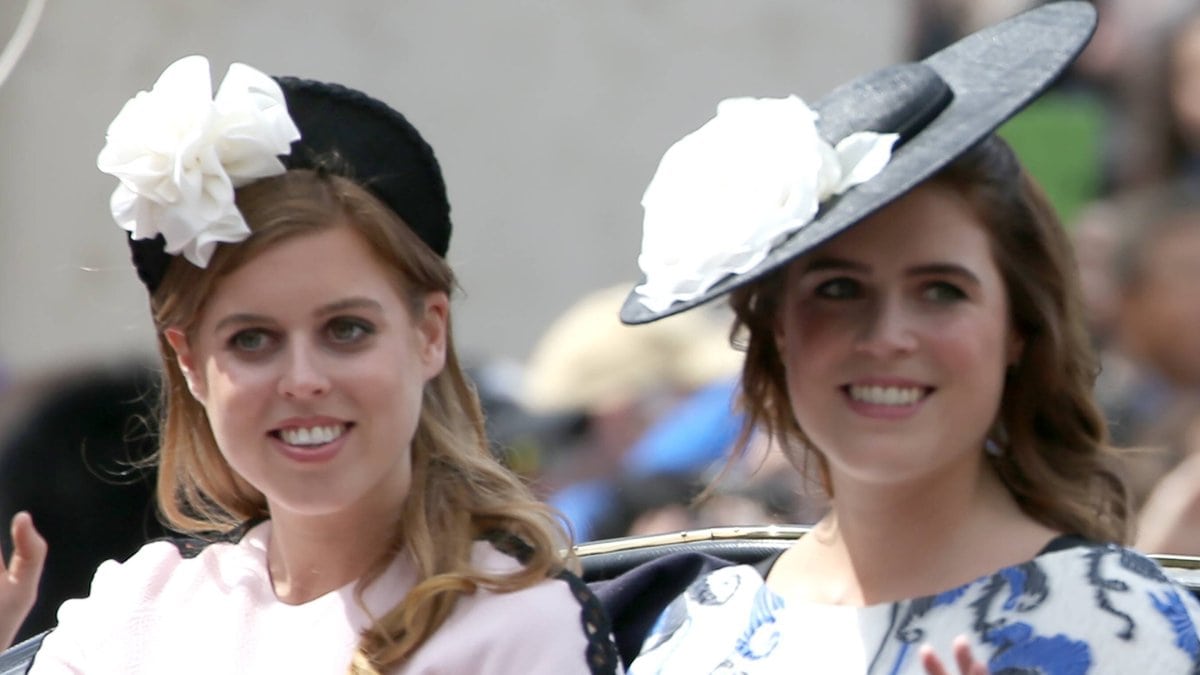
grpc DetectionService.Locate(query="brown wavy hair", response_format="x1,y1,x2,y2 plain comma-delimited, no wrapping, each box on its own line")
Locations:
147,170,570,672
729,135,1130,544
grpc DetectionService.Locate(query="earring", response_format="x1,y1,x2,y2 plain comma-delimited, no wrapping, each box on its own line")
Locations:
984,421,1009,457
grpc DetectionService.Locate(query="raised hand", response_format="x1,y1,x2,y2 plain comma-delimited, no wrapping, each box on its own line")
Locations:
920,635,988,675
0,512,46,650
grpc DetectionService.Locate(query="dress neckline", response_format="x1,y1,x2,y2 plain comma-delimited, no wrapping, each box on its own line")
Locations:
753,532,1098,611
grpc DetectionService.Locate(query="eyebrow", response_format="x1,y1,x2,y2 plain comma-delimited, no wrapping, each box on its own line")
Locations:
798,257,869,275
315,297,384,317
908,263,982,286
213,297,384,332
799,257,982,285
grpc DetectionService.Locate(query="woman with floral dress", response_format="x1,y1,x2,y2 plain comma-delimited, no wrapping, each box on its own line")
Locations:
604,3,1200,673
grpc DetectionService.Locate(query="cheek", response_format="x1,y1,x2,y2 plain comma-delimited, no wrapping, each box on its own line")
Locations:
929,315,1013,400
775,305,851,379
362,371,427,455
354,352,428,416
774,310,850,431
952,309,1009,357
197,361,275,431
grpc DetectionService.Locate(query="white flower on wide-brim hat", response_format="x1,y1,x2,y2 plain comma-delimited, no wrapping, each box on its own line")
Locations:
635,95,898,313
97,55,301,269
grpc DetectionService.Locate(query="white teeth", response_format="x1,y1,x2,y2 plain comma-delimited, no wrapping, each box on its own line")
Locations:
848,385,924,406
279,425,345,446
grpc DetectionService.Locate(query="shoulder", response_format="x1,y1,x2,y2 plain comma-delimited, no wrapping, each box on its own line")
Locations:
60,537,207,610
968,538,1199,612
949,541,1200,670
415,540,620,674
57,526,260,613
1034,539,1194,595
1066,543,1200,627
33,527,267,669
463,541,591,618
81,525,264,602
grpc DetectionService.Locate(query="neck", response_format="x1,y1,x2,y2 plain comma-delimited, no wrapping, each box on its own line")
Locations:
266,506,399,605
771,458,1056,605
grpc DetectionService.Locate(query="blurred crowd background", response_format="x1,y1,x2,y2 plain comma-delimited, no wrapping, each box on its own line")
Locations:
4,0,1200,643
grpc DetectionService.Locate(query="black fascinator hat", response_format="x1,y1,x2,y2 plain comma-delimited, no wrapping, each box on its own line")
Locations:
273,76,452,258
619,1,1097,325
101,57,452,293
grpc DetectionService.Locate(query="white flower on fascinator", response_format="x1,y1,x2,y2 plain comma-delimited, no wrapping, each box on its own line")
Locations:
97,55,301,268
635,95,898,312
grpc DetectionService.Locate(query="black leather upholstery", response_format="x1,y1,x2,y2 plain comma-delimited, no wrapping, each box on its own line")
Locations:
581,538,790,582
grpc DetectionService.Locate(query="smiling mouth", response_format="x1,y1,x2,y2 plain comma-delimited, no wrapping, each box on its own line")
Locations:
844,384,931,406
271,423,352,447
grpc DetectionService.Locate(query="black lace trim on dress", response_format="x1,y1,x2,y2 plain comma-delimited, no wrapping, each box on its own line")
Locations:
162,517,266,559
558,567,621,674
484,530,620,673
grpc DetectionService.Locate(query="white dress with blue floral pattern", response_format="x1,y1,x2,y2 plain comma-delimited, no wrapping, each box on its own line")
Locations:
628,541,1200,674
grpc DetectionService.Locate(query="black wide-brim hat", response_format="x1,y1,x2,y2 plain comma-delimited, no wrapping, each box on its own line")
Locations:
619,1,1097,325
128,75,452,293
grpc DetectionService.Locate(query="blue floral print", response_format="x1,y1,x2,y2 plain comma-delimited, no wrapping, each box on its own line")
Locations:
628,542,1200,674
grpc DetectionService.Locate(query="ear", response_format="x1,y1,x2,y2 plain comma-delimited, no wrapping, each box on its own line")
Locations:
164,328,207,402
772,311,788,362
414,292,449,380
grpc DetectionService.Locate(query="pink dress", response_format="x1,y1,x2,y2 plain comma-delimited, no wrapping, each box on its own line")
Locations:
30,521,615,673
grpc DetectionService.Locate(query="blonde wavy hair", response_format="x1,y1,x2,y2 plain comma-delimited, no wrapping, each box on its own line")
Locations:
147,170,570,672
728,135,1130,544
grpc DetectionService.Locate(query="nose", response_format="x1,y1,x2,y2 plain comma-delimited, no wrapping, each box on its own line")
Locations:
853,295,917,358
277,342,331,400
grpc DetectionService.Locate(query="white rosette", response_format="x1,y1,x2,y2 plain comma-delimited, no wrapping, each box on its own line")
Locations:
635,95,899,312
97,55,301,268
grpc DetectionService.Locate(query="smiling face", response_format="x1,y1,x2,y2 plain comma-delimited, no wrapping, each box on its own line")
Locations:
773,182,1020,489
166,224,447,522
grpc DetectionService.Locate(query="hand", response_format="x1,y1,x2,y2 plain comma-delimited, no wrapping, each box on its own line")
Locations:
0,512,46,650
920,635,988,675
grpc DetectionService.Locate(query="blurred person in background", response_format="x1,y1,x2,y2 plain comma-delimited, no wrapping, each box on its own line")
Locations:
909,0,1192,211
464,357,586,485
594,432,827,540
1070,197,1124,351
1135,3,1200,184
1084,178,1200,555
522,283,743,541
606,397,830,539
1094,180,1200,491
